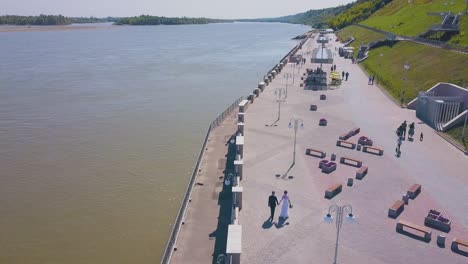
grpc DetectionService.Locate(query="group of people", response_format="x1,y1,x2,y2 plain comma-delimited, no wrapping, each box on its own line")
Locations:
396,121,422,156
368,75,375,85
268,190,292,222
341,71,350,81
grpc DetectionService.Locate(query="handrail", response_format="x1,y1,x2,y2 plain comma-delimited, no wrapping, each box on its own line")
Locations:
161,96,243,264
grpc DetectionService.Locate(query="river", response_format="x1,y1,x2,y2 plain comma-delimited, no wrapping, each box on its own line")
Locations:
0,22,307,263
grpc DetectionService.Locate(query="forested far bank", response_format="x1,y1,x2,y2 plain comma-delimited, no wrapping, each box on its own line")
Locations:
116,15,228,25
0,14,227,26
0,15,118,25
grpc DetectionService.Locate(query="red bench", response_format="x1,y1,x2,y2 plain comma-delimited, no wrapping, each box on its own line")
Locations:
356,166,368,180
388,200,404,218
396,220,431,241
407,184,421,199
451,238,468,252
325,184,342,199
362,146,384,156
340,156,362,168
336,140,356,149
306,148,326,158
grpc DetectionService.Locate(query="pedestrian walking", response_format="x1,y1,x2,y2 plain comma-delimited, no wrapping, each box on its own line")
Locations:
345,72,349,81
371,76,375,85
268,191,279,221
408,122,415,139
420,132,424,141
396,137,403,156
333,64,336,71
368,76,372,85
402,121,407,139
331,66,334,72
342,71,345,80
279,190,292,220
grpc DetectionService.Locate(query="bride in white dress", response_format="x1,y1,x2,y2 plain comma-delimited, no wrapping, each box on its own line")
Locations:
279,190,292,219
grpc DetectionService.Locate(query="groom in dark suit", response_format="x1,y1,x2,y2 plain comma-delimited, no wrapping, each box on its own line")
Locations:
268,191,279,221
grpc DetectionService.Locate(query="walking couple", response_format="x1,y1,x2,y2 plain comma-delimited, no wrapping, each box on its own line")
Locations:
268,190,292,222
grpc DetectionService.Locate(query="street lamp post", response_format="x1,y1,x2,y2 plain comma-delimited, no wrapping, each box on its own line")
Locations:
462,106,468,149
324,205,354,264
274,88,286,121
288,118,304,165
401,62,410,107
378,53,383,84
283,73,293,98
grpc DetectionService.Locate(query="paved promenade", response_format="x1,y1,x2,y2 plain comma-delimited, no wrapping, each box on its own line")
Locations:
241,35,468,263
170,112,238,264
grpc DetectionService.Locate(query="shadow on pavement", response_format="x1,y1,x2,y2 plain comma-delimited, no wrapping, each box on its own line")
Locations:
262,220,274,229
275,217,290,228
396,229,431,243
210,134,237,264
451,247,468,257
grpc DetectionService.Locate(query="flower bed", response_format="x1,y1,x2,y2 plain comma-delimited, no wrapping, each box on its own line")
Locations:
358,136,373,146
424,209,451,232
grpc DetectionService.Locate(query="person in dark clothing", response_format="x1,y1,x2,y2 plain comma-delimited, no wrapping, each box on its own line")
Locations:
371,76,375,85
402,121,407,139
345,72,349,81
368,76,372,85
331,66,334,72
420,132,424,141
333,64,336,71
268,191,279,221
342,71,345,80
408,122,415,139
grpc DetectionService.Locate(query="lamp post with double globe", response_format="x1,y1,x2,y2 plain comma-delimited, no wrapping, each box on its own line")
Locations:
288,118,304,165
324,205,355,264
274,88,286,122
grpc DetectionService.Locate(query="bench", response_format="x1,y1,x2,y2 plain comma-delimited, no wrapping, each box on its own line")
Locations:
362,146,384,156
356,166,368,180
351,127,360,135
340,156,362,168
451,238,468,251
325,183,342,199
396,220,432,241
336,140,356,149
388,200,404,218
339,132,352,141
407,184,421,199
306,148,326,158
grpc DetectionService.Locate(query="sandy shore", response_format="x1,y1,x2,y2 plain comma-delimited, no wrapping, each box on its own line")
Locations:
0,24,117,33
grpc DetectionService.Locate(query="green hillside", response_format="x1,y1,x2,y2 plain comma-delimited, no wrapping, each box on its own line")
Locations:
237,4,353,28
328,0,392,29
337,25,387,55
360,0,468,45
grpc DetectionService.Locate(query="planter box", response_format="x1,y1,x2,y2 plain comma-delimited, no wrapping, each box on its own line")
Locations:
424,211,451,232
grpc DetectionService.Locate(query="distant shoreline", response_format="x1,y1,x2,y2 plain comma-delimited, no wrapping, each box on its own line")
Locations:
0,23,116,33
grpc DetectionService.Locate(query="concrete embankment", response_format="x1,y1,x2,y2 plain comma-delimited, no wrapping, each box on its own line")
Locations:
162,34,309,264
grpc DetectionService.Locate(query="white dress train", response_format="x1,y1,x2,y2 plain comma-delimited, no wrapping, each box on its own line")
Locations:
279,195,289,219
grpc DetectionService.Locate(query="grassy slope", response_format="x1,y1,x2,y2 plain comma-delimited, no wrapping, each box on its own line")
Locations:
361,42,468,101
338,26,468,101
360,0,467,43
328,0,392,29
337,25,387,55
448,16,468,46
445,124,468,148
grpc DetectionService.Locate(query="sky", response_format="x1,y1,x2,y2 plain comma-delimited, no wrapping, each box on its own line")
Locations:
2,0,356,19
